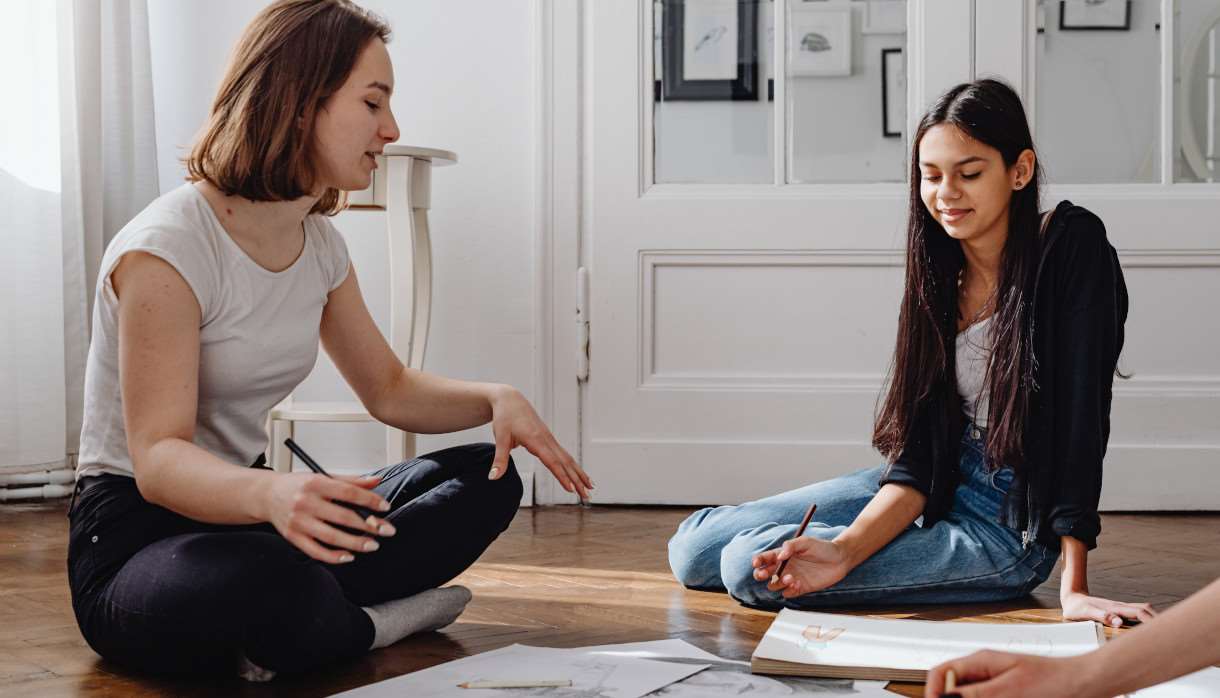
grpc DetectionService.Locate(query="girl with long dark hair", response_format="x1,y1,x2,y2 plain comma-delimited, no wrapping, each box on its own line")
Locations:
668,79,1151,626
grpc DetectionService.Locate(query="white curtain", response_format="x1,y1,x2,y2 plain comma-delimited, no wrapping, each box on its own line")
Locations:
1,1,68,477
0,0,158,487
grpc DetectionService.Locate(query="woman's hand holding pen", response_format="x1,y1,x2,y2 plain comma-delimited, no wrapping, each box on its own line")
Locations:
751,536,853,598
262,473,397,565
486,385,594,501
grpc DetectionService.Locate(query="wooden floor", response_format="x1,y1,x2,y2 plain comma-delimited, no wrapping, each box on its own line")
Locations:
2,501,1218,697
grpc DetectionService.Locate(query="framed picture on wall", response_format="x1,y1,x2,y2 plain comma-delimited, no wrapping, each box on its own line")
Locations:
1059,0,1130,31
661,0,759,101
788,5,852,77
881,47,904,138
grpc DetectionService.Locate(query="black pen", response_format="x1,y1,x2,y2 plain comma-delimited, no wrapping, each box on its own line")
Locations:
283,438,377,521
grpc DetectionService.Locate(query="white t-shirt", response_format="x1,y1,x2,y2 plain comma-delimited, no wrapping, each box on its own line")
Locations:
76,183,351,479
956,314,993,428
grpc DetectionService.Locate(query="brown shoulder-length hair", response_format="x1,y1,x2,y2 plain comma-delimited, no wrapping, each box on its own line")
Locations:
873,79,1044,472
185,0,390,216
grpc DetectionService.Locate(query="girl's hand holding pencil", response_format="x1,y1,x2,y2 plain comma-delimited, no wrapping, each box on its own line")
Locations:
751,536,853,598
751,503,853,598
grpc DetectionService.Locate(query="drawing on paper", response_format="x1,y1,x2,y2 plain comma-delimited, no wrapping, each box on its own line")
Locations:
799,625,846,651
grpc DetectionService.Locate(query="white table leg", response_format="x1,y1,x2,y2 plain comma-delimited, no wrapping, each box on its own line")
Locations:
384,156,435,465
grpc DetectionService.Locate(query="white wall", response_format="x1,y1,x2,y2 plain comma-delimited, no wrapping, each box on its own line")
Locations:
147,1,542,475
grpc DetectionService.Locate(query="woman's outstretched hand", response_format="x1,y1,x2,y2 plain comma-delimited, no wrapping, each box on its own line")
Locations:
486,385,593,501
1060,591,1157,628
264,472,397,564
751,536,853,598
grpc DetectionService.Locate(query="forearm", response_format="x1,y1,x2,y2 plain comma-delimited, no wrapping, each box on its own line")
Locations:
1059,535,1089,598
133,437,274,525
372,367,502,434
1076,578,1220,697
833,483,927,568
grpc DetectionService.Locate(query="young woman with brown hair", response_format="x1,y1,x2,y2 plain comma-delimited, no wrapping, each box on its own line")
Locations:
68,0,590,680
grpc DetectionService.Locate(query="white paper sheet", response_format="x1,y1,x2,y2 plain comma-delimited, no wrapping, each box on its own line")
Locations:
754,609,1102,673
650,673,892,696
1129,666,1220,697
581,638,893,696
328,643,707,698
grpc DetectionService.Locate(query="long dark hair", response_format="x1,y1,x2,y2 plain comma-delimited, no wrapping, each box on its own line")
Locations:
873,79,1043,471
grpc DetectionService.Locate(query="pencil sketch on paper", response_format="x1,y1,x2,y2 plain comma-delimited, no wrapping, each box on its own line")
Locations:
799,625,846,652
465,657,617,697
328,643,707,698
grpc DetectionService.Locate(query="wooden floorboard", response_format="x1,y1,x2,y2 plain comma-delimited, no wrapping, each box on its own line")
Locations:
1,501,1217,696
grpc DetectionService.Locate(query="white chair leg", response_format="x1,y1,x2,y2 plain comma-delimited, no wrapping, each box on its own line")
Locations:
264,410,274,467
271,419,294,472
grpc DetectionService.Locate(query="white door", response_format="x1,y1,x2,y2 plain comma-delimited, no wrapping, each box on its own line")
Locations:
579,0,974,504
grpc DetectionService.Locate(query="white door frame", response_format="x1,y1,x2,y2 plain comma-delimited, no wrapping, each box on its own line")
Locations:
535,0,584,504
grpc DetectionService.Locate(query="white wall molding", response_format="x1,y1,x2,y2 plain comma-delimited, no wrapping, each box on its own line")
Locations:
1120,250,1220,267
638,248,1220,265
644,183,908,200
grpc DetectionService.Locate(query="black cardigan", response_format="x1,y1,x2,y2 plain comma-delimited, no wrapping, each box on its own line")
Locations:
880,201,1128,550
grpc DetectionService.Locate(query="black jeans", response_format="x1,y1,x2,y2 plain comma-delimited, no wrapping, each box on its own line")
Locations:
67,443,521,676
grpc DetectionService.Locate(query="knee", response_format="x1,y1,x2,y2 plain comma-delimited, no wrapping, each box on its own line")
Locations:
467,442,522,519
486,443,523,500
493,456,523,515
667,508,722,589
719,535,779,609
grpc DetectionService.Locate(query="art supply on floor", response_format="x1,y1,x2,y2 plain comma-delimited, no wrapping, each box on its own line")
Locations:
330,638,893,697
457,678,572,689
750,608,1104,682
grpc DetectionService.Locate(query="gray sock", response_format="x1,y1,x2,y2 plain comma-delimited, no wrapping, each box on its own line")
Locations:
363,585,473,650
237,654,276,682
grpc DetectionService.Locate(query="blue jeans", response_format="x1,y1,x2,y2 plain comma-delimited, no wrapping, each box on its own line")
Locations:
668,425,1057,609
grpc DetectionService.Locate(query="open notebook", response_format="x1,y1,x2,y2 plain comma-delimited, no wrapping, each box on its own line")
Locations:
751,608,1105,682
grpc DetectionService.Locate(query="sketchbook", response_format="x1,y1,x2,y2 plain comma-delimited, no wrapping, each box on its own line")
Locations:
750,608,1104,682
